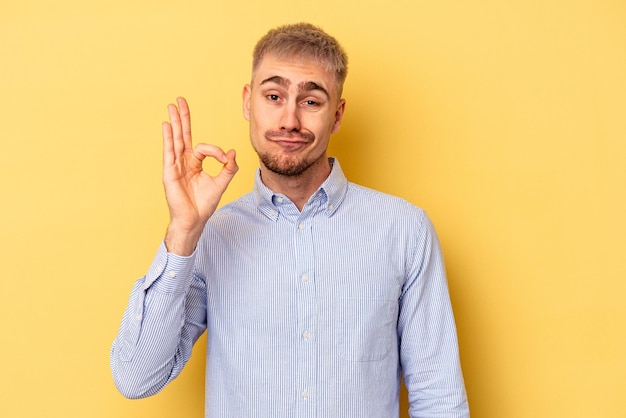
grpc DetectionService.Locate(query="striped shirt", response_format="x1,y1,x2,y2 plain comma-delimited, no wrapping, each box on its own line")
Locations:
111,158,469,417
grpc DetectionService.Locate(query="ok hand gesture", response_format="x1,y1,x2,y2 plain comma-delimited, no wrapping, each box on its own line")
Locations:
162,97,238,256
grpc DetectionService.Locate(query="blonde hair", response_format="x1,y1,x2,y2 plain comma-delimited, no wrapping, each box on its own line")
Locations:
252,22,348,95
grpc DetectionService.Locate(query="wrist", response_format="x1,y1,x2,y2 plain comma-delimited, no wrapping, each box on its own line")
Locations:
164,223,204,256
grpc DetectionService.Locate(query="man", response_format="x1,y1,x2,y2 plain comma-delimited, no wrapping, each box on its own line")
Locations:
111,22,469,417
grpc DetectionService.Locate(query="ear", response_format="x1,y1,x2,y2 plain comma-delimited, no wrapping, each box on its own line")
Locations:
242,84,252,121
331,98,346,134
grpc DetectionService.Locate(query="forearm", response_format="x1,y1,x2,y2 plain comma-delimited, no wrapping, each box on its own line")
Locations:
110,243,206,398
401,278,468,417
402,314,469,418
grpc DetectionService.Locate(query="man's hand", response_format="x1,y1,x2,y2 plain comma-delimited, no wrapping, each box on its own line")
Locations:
162,97,238,256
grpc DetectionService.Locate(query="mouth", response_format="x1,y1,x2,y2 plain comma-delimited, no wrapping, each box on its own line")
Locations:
265,131,314,151
270,140,309,152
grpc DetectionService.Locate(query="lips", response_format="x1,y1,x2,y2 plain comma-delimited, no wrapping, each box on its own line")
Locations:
265,131,315,143
271,140,309,153
264,132,314,152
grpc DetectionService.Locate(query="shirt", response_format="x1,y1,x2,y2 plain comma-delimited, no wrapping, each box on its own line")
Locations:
110,158,469,418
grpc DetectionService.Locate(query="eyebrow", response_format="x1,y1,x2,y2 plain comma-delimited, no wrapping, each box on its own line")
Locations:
260,75,290,89
299,81,330,99
259,75,330,99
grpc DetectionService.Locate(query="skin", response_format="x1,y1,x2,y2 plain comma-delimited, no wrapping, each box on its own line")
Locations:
162,97,238,256
163,54,346,256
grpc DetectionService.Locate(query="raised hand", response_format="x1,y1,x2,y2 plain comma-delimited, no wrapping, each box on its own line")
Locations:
162,97,238,256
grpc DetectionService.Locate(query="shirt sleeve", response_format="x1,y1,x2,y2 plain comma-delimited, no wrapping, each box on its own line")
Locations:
398,212,470,417
110,242,207,399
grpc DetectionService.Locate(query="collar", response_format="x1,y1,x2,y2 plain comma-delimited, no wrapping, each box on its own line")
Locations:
254,157,348,221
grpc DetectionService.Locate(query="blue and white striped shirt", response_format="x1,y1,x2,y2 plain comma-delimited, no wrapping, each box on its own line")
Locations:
111,158,469,417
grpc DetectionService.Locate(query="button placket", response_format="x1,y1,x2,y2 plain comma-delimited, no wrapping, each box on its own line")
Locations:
294,218,316,414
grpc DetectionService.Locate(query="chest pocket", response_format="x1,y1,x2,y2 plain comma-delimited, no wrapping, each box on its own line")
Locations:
336,282,400,362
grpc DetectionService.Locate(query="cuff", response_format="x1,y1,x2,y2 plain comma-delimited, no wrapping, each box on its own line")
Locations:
142,241,197,293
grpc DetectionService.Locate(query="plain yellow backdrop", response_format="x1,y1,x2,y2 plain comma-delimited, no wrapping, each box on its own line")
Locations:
1,0,625,417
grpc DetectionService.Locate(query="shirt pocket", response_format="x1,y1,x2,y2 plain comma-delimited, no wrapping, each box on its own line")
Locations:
336,282,400,362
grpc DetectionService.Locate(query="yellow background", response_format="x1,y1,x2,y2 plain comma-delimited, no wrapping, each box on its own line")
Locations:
1,0,624,417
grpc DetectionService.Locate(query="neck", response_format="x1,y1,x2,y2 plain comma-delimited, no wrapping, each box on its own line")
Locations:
260,157,332,211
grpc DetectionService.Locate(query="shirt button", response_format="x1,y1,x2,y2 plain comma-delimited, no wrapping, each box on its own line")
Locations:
156,265,163,274
301,274,309,282
276,197,284,204
328,204,334,210
301,390,309,399
298,223,305,230
303,331,310,340
168,271,176,278
135,314,142,321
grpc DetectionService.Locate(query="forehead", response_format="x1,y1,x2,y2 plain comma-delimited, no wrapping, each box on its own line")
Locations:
253,54,338,94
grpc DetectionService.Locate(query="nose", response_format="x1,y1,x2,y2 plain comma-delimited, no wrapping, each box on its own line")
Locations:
279,101,301,132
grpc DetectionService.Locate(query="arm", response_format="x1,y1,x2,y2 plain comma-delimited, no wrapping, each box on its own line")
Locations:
110,97,238,397
110,243,205,398
399,213,469,417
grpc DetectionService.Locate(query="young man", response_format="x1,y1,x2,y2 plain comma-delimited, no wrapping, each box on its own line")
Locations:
111,22,469,417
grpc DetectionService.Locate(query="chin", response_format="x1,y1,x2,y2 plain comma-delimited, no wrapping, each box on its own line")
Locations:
260,153,318,177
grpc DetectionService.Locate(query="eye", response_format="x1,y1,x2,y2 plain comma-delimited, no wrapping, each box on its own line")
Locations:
303,99,320,106
267,94,280,102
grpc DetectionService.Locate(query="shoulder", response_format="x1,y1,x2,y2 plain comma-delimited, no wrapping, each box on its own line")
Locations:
345,182,427,222
215,192,256,214
205,192,258,228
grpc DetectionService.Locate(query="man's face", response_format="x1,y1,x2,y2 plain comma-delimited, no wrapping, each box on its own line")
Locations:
243,54,345,177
